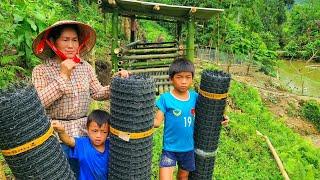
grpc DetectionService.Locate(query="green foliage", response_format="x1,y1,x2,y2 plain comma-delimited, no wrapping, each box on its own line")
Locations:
301,100,320,130
221,20,277,76
284,0,320,60
152,126,164,179
140,20,174,42
75,0,112,58
0,53,25,87
0,0,68,87
0,153,12,176
284,40,299,57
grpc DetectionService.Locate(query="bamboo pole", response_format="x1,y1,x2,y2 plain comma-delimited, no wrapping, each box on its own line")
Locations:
134,45,177,49
126,40,143,48
135,41,177,46
186,17,195,62
151,75,169,80
120,60,173,69
122,47,179,55
256,131,290,180
177,22,182,41
122,14,177,23
129,67,169,74
121,53,179,61
156,81,171,85
111,10,119,72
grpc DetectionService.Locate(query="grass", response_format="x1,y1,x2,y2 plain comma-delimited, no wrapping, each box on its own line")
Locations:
213,81,320,179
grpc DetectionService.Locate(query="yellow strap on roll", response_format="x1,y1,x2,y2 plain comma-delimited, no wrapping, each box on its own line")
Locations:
199,89,228,100
110,126,154,141
1,126,54,156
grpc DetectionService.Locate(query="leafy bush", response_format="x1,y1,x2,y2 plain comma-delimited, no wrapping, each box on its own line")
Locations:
301,100,320,130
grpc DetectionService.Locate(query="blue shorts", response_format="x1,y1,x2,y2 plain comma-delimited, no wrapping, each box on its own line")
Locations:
159,150,195,172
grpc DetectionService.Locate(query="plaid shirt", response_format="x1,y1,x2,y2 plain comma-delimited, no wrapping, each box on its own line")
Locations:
32,58,109,137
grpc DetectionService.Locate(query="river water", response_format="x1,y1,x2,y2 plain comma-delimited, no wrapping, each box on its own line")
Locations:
277,60,320,97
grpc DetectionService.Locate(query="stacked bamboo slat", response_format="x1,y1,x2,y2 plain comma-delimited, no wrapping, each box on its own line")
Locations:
116,41,183,94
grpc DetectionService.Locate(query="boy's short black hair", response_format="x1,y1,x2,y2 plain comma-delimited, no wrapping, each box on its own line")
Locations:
169,57,195,79
86,110,110,128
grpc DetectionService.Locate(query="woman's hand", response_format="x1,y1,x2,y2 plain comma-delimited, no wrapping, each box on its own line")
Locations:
51,120,65,133
221,115,230,127
114,69,130,78
60,59,77,80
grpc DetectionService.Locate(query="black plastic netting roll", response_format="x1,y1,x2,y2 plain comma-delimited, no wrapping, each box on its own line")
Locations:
0,83,75,179
109,75,155,180
189,70,231,180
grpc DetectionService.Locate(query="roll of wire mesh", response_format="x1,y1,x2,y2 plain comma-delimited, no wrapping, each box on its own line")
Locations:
189,70,231,180
0,83,75,179
109,75,155,180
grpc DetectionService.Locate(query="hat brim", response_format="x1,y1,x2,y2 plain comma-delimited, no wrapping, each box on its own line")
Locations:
32,20,96,61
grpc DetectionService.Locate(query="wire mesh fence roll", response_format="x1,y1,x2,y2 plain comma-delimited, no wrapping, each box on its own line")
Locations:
109,75,155,180
190,70,231,180
0,83,75,179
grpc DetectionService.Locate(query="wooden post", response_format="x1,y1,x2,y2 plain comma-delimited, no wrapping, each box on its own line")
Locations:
130,16,136,43
111,10,119,72
186,17,195,62
177,22,182,41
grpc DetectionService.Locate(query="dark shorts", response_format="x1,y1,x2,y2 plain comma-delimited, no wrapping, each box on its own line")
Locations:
159,149,195,172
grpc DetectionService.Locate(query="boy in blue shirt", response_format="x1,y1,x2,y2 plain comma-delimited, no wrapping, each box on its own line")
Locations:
52,110,110,180
154,57,228,180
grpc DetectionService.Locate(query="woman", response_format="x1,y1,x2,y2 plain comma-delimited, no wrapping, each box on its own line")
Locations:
31,20,128,175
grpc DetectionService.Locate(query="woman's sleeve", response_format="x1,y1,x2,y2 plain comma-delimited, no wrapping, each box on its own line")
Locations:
32,65,72,108
87,62,110,101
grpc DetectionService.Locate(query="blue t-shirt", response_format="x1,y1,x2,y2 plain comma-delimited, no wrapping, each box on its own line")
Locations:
70,137,109,180
156,90,198,152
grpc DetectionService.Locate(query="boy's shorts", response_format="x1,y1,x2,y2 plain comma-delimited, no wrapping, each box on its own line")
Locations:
159,150,195,172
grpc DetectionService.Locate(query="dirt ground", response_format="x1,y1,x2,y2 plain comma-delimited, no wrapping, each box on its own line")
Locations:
217,62,320,147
